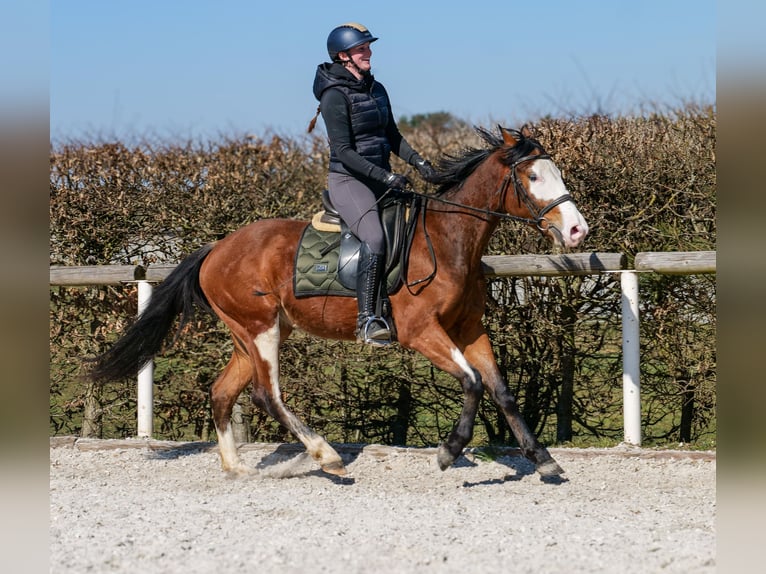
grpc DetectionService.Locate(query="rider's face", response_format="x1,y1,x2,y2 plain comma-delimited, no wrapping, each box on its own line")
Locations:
341,42,372,74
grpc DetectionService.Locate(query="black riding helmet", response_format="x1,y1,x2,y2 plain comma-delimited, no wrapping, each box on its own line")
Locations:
327,23,378,61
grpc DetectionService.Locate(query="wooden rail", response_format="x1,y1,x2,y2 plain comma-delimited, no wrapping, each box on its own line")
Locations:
51,252,634,286
50,251,715,286
50,251,716,445
634,250,716,274
50,265,146,286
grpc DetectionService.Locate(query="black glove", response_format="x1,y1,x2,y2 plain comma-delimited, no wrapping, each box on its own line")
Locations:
413,157,439,183
384,172,411,190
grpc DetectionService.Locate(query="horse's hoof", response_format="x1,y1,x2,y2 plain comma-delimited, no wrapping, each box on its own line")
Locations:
224,464,254,478
536,459,564,477
321,459,348,476
436,445,455,471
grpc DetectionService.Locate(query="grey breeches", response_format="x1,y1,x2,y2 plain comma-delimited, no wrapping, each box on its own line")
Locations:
327,172,385,254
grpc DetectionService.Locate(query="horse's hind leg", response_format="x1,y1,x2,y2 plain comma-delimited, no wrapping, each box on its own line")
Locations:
249,320,347,476
210,345,255,475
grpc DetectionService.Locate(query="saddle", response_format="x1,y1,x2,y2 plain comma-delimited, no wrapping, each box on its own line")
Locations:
294,190,418,298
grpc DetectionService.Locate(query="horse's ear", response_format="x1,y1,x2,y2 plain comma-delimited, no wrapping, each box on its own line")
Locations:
520,124,533,138
500,126,518,146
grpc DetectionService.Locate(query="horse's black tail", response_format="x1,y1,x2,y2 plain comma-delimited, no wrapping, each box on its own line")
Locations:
88,243,216,382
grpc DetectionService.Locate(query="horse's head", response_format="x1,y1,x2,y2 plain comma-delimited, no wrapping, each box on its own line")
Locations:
498,126,588,248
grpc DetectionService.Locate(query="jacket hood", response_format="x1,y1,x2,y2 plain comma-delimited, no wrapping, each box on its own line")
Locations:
313,62,373,101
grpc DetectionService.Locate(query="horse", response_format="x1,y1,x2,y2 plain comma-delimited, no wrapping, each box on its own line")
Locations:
90,125,589,478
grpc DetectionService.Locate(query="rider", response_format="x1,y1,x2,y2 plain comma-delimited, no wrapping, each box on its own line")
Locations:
309,22,438,346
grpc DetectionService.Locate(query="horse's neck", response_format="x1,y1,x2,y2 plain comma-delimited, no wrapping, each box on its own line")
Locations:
452,160,506,212
428,170,503,267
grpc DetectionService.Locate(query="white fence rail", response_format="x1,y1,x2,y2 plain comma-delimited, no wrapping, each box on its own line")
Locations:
50,251,716,445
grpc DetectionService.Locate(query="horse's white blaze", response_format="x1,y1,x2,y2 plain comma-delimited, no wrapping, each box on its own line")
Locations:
529,159,589,248
528,159,565,201
451,348,477,383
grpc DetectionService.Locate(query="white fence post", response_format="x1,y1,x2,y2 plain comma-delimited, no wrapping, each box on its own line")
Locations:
621,271,641,445
136,280,154,438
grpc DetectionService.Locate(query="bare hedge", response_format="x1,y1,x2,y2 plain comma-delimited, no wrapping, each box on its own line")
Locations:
50,105,716,448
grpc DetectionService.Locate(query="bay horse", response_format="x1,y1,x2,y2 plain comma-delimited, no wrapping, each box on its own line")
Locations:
90,126,588,478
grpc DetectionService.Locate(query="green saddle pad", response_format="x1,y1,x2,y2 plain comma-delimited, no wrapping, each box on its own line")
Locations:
293,224,402,298
293,225,350,297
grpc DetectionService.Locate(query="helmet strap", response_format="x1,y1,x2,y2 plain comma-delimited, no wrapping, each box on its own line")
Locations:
340,56,368,79
336,51,357,71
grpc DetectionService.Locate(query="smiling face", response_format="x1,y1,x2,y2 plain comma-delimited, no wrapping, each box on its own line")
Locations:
339,42,372,78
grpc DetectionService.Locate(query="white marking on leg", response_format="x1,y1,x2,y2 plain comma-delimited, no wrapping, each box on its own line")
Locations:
302,434,342,466
253,322,342,470
217,421,247,474
253,321,281,400
451,347,477,383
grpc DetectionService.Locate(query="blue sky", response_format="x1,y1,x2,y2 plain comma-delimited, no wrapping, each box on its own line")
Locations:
50,0,716,143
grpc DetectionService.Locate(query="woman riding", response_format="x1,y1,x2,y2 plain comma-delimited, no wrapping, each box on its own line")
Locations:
309,22,438,346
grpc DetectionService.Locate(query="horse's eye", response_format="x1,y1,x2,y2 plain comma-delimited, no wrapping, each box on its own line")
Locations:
528,173,538,182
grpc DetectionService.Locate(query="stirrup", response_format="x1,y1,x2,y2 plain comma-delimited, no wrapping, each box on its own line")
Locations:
357,316,392,347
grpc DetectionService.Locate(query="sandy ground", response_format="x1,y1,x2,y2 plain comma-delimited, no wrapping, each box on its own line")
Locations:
49,438,715,574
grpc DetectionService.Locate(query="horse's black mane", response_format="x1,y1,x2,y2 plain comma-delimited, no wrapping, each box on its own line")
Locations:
430,126,543,196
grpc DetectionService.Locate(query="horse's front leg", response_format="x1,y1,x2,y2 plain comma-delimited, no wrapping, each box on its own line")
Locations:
401,327,484,470
461,327,564,477
437,364,484,471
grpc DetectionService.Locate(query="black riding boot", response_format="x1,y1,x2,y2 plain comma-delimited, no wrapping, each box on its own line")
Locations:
355,242,392,346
